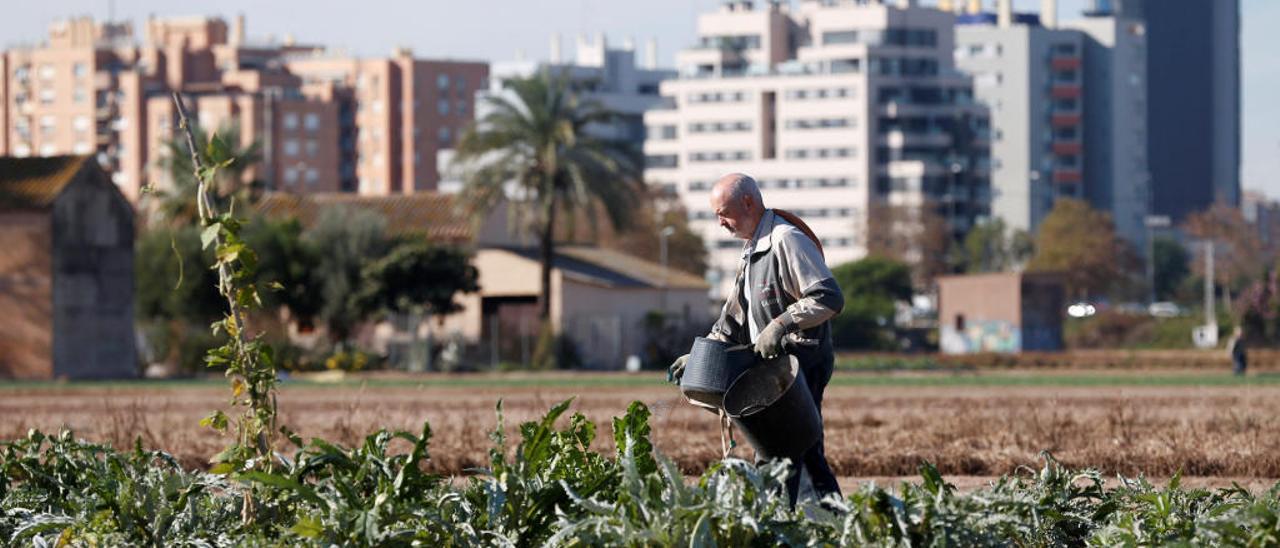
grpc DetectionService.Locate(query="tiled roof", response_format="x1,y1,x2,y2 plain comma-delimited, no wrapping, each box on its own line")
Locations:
497,245,709,290
0,156,92,211
254,192,473,243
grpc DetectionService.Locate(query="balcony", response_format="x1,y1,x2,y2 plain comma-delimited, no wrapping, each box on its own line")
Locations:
1052,142,1082,155
1050,57,1081,71
1051,113,1081,127
1053,169,1083,184
1051,84,1081,100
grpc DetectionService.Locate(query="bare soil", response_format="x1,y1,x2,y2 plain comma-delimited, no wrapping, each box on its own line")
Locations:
3,373,1279,488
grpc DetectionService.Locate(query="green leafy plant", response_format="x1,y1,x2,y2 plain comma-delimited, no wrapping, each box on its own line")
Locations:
170,93,283,523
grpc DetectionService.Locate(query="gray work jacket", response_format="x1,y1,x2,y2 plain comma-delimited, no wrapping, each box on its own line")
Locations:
709,210,844,355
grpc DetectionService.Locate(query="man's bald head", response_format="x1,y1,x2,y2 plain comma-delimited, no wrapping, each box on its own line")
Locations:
709,173,766,240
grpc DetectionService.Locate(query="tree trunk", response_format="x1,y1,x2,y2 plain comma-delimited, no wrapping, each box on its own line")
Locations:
538,200,557,323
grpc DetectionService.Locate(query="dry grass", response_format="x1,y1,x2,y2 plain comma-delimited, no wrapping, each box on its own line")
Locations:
4,375,1280,482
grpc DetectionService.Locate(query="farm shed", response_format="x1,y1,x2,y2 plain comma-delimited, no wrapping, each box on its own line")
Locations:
441,246,712,370
937,272,1065,354
0,156,137,379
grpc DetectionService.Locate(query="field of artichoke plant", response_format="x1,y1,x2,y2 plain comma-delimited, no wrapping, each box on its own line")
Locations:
4,398,1280,546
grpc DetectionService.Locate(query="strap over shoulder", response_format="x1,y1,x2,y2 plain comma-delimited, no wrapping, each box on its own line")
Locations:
772,209,824,259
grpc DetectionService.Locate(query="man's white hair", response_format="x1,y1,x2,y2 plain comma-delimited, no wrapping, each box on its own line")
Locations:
720,172,763,207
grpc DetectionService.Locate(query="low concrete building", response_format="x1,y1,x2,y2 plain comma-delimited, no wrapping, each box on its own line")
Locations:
937,271,1064,354
0,156,136,379
443,246,710,370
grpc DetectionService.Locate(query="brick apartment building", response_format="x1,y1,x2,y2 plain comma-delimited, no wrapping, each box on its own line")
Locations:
1,15,487,201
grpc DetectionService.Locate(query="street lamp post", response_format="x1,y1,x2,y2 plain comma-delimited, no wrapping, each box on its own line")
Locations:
659,225,675,312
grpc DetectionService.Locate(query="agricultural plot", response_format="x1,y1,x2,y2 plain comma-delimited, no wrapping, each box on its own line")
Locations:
4,371,1280,480
4,375,1280,545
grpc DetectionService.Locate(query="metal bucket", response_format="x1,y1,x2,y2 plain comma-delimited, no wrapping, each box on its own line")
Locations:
723,355,821,460
680,337,755,409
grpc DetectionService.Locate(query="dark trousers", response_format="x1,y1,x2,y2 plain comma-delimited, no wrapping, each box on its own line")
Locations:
782,345,840,505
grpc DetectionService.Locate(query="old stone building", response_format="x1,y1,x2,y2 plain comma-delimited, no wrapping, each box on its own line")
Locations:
0,156,136,379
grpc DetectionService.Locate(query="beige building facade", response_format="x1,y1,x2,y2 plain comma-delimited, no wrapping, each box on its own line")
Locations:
1,15,487,202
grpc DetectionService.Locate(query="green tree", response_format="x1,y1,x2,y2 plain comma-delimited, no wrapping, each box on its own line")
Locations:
304,205,393,345
452,71,643,322
150,124,263,225
961,217,1034,273
830,257,914,349
135,226,224,324
355,239,480,320
1027,198,1132,299
1152,237,1190,302
241,216,322,326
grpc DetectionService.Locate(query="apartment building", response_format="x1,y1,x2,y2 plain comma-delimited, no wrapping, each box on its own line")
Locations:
644,0,990,292
2,15,487,201
954,1,1087,236
1061,7,1150,249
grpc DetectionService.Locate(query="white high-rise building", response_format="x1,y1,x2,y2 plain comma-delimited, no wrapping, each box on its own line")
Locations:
440,34,675,193
644,0,990,293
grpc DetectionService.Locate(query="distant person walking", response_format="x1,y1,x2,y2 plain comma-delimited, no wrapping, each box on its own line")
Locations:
668,173,844,506
1227,326,1247,376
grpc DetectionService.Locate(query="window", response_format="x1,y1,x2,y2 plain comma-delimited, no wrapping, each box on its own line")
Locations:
73,87,87,103
823,30,858,45
305,169,319,186
437,73,450,90
38,64,55,80
39,89,55,104
645,154,678,168
304,113,320,131
283,113,299,130
73,63,88,78
40,144,57,157
456,100,467,116
689,150,751,163
305,140,318,157
283,168,299,184
438,126,451,146
785,117,855,130
687,91,746,104
39,115,56,136
73,115,90,131
437,98,450,115
648,124,677,139
283,139,300,156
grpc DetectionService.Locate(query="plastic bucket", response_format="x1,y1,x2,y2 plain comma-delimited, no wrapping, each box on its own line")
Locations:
723,355,821,460
680,337,755,409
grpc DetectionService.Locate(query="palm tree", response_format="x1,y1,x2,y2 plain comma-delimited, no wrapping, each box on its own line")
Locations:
452,71,643,321
151,124,263,225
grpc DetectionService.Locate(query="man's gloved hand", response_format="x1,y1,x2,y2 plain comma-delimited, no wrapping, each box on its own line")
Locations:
754,320,787,360
667,354,689,384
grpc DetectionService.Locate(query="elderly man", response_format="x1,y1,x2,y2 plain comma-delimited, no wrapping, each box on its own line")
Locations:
671,172,845,505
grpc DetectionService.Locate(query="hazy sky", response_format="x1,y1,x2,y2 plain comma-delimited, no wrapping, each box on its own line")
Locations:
2,0,1275,198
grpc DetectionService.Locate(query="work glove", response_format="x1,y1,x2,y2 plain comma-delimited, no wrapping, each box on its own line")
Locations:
667,354,689,384
754,320,787,360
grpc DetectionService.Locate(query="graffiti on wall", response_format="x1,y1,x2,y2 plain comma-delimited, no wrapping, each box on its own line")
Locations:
940,319,1021,354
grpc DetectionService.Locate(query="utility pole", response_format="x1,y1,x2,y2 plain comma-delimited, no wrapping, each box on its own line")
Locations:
1204,240,1216,330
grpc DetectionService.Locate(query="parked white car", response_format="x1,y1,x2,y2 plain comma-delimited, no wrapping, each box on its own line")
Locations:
1148,301,1183,318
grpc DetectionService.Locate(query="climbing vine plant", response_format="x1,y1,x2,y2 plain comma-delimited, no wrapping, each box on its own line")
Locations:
170,92,284,521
